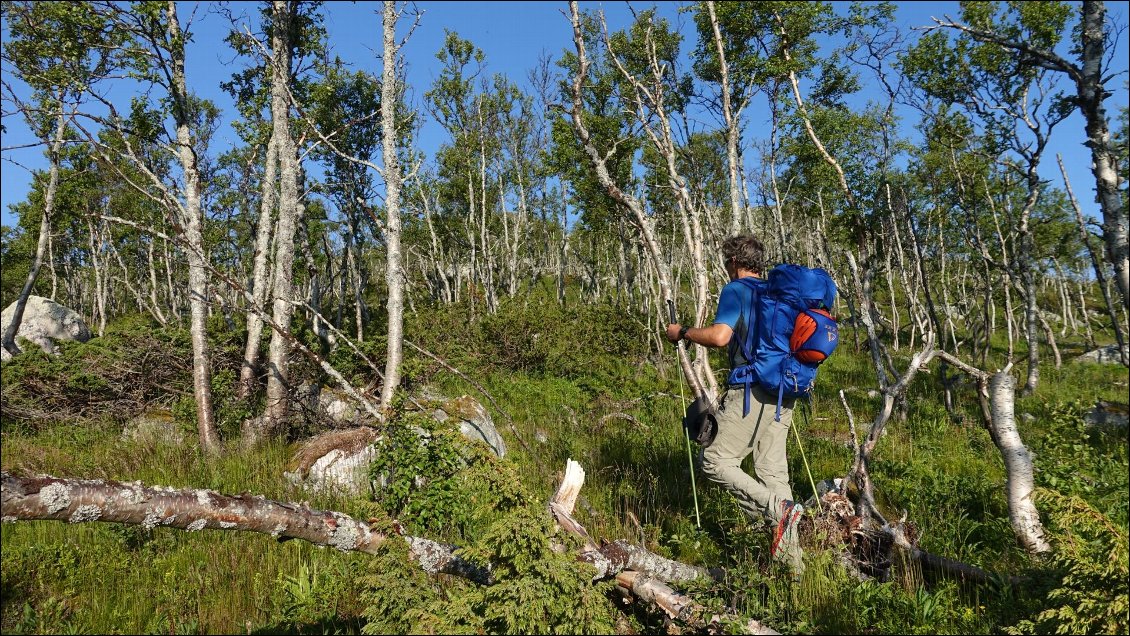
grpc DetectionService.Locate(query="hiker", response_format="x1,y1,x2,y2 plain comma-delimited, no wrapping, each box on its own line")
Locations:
665,234,806,575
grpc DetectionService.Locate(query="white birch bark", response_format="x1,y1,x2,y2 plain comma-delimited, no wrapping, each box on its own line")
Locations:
379,0,406,411
988,371,1050,553
85,217,107,337
239,133,279,398
146,240,168,325
933,1,1128,312
263,0,301,433
166,1,220,454
567,2,705,399
705,1,744,236
1059,154,1128,365
600,9,717,397
0,472,487,583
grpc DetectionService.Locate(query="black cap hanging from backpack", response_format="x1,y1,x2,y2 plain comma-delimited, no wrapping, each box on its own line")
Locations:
682,395,717,447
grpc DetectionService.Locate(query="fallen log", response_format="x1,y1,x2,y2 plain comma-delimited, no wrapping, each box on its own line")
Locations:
549,459,779,635
3,466,1000,634
0,471,491,584
548,460,721,584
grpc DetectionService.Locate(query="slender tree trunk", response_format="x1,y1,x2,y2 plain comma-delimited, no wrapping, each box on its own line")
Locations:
86,218,107,336
1038,311,1062,368
767,90,789,258
163,238,179,322
298,206,327,357
567,2,704,400
1060,154,1128,364
706,1,743,236
558,189,569,305
165,1,220,454
3,103,66,357
263,0,300,434
603,15,717,396
239,133,279,398
47,230,58,301
347,234,365,342
105,228,146,317
1016,189,1042,395
146,240,168,325
379,0,405,412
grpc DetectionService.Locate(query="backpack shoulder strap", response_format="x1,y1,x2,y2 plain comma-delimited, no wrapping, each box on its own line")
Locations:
731,277,763,367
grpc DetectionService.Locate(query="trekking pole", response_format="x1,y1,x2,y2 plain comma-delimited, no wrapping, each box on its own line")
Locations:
668,299,702,529
793,399,823,513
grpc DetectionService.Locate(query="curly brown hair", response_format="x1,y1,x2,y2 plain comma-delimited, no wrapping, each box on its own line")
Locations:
721,235,765,274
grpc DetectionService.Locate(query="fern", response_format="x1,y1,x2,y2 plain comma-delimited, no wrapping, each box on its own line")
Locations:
360,430,618,635
1010,489,1129,635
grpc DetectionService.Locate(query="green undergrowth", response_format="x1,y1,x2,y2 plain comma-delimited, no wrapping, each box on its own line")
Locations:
2,296,1128,634
1,429,370,635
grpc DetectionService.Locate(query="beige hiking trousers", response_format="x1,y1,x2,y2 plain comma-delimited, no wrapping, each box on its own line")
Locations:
702,384,795,526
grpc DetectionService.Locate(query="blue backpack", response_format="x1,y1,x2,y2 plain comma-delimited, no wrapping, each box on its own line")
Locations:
727,264,839,421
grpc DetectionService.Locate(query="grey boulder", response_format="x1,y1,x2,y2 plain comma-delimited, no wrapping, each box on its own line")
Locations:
1,296,91,361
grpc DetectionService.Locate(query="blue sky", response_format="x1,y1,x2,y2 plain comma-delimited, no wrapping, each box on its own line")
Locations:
2,1,1128,231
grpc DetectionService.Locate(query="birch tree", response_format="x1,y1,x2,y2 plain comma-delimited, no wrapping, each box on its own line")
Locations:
905,3,1075,393
0,2,115,357
931,0,1128,314
50,1,225,453
564,2,706,399
261,0,302,434
693,1,751,236
603,8,718,396
378,0,406,410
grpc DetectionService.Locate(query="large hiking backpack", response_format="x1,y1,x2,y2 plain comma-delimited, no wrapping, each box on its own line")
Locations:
728,264,839,420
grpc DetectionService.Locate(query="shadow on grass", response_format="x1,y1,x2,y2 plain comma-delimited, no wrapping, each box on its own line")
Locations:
250,616,364,635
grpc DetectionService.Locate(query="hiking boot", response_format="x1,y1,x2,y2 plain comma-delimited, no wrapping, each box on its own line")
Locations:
771,500,805,577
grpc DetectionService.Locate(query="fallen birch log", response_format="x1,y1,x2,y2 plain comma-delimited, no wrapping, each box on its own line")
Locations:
549,459,780,635
0,471,491,584
549,460,721,584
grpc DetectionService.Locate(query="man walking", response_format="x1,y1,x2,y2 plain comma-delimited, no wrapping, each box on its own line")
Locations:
665,234,805,576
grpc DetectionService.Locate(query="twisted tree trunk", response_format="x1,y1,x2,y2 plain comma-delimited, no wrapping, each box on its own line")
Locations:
988,371,1051,553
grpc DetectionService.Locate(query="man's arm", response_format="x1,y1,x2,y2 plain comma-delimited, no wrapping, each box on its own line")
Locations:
665,322,733,348
665,281,744,348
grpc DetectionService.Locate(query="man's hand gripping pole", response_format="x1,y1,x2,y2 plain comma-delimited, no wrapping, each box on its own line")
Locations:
668,298,702,528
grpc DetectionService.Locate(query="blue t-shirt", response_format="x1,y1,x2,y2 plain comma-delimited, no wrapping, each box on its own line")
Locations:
713,276,762,371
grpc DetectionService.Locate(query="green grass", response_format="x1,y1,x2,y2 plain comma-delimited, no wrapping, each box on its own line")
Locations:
1,426,370,635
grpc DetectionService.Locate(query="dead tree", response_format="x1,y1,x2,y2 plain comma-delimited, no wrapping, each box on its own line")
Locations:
0,471,489,583
3,462,779,635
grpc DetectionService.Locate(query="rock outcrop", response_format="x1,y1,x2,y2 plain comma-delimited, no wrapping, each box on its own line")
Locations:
285,393,505,495
1,296,92,361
